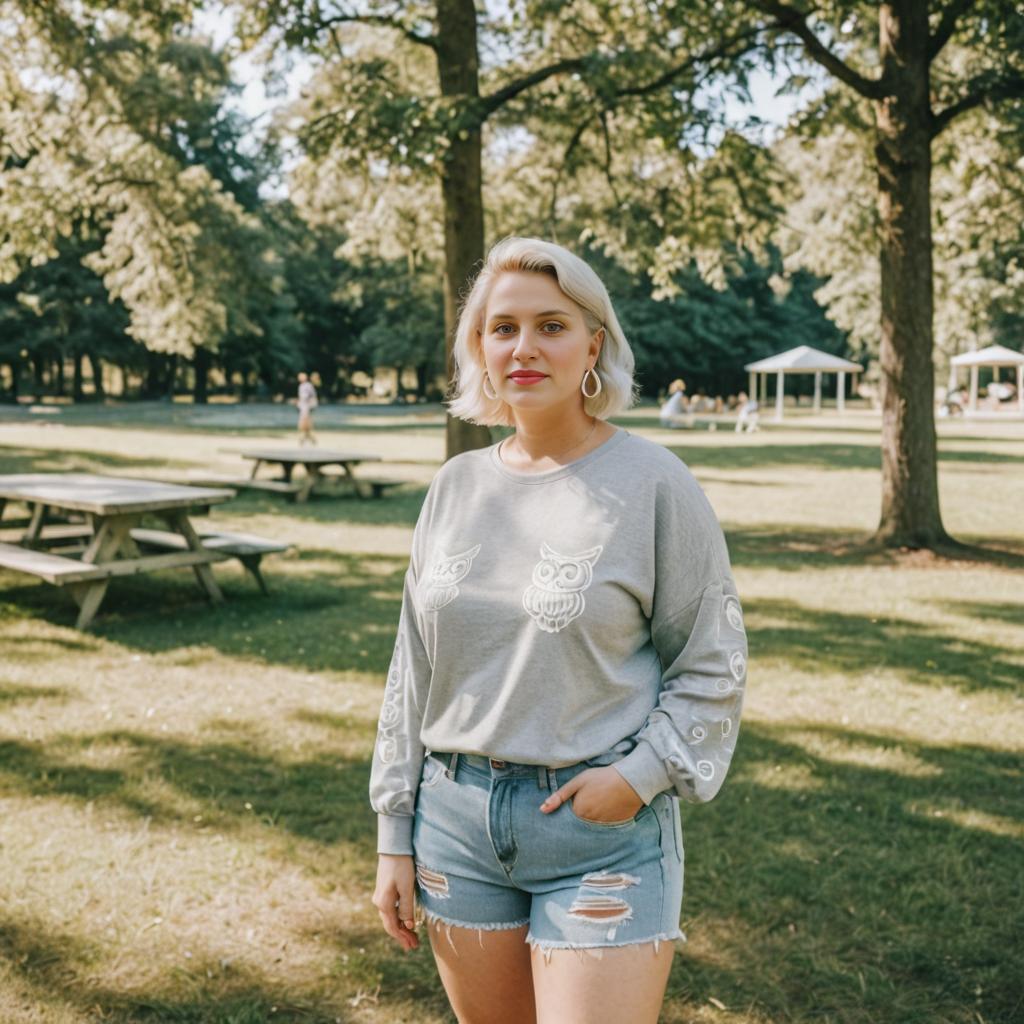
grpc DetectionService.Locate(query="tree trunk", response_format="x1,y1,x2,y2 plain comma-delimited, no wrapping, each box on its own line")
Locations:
436,0,493,459
193,348,209,405
87,352,105,399
873,1,950,548
72,352,83,402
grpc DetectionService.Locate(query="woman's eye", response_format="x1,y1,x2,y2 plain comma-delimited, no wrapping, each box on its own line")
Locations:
494,324,516,335
541,322,564,333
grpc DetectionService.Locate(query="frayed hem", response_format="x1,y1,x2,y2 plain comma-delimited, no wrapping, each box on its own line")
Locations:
421,909,531,954
527,929,686,964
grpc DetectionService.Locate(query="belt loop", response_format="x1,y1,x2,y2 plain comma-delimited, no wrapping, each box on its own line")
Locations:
547,767,558,791
446,752,459,779
536,765,546,789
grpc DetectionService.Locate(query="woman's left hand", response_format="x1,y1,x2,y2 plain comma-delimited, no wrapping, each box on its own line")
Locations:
539,766,644,824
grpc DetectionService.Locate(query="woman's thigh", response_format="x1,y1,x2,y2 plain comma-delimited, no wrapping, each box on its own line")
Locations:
427,921,536,1024
530,941,675,1024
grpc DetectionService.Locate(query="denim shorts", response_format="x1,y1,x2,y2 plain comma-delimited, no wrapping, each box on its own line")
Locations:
411,750,684,957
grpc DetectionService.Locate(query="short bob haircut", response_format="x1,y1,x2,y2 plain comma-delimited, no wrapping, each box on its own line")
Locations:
447,237,637,426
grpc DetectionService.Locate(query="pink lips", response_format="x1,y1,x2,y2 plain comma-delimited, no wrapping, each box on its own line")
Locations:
509,372,546,386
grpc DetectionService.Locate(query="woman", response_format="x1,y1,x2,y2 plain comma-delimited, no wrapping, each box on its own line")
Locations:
370,238,747,1024
659,378,690,429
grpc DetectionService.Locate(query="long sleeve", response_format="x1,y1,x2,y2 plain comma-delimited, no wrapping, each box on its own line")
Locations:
368,559,433,855
613,466,747,805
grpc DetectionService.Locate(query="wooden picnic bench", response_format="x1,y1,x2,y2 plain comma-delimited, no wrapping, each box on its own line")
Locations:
0,474,288,628
235,448,392,502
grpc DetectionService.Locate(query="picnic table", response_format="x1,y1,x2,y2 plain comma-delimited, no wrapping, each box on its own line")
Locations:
0,474,287,629
237,447,395,502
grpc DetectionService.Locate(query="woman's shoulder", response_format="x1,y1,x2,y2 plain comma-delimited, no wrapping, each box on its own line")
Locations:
423,443,494,499
613,431,698,483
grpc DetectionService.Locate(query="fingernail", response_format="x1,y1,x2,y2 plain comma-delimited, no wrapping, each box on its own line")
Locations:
404,919,415,929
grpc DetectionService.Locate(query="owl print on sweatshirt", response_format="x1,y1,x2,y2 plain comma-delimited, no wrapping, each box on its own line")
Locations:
523,542,604,633
418,543,481,611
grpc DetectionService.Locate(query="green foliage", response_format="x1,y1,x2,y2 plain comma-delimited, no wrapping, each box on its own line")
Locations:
600,246,849,397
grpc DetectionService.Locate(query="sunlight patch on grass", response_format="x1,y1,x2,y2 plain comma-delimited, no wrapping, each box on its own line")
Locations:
776,731,945,778
912,806,1024,839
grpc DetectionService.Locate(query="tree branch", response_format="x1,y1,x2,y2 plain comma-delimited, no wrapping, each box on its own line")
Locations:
751,0,883,99
931,71,1024,136
547,117,593,231
483,22,765,116
317,12,437,52
482,58,588,114
929,0,976,61
615,25,767,98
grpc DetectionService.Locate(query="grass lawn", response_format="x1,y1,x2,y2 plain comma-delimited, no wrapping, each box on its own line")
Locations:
0,403,1021,1024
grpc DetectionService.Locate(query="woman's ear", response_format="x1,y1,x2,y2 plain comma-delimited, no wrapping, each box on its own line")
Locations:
589,327,605,362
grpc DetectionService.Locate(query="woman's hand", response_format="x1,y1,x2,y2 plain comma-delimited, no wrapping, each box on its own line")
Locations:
372,854,419,952
540,766,645,824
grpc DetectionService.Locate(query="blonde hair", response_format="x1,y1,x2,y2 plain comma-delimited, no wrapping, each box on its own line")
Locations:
447,237,637,426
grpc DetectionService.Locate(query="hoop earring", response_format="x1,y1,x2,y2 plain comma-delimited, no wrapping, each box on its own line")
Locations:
581,367,603,399
482,373,498,400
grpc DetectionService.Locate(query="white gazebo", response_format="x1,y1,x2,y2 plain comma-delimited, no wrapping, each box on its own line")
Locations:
949,344,1024,415
744,345,864,420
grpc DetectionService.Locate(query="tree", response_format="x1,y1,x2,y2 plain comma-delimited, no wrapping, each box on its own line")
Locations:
750,0,1024,546
0,3,265,366
235,0,772,458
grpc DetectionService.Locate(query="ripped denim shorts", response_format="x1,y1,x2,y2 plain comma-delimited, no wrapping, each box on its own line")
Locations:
411,750,684,958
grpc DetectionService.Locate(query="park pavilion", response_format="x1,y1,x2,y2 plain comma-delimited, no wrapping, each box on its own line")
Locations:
949,344,1024,415
744,345,864,420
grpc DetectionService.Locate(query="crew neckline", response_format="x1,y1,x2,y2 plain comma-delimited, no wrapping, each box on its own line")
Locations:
488,427,629,483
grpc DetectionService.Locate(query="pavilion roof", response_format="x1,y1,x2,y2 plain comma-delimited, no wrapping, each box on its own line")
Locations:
745,345,863,373
950,344,1024,367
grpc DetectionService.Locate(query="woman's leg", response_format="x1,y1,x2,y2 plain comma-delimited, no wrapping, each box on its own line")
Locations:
531,941,675,1024
427,921,536,1024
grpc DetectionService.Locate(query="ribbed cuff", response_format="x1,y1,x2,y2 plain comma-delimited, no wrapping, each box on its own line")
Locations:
377,814,415,855
612,741,673,805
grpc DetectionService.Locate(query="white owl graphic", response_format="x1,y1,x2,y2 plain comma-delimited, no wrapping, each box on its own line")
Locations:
418,544,481,611
523,542,603,633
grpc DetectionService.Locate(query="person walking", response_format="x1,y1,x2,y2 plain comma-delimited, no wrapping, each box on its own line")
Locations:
296,372,318,445
370,237,747,1024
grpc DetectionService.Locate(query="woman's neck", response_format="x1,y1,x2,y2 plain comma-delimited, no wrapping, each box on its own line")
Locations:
502,410,614,469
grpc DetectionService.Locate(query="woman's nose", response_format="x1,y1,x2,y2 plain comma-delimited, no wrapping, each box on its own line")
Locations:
512,328,539,360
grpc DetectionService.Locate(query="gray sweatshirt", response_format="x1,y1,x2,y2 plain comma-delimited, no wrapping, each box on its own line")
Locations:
369,429,747,855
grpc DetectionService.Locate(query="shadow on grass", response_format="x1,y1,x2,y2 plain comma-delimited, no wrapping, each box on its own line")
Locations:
1,720,1021,1022
663,442,1024,472
937,600,1024,625
0,550,407,674
673,721,1024,1023
0,445,195,476
0,681,71,704
0,730,375,848
0,908,448,1023
746,598,1023,694
214,485,429,528
725,525,1024,572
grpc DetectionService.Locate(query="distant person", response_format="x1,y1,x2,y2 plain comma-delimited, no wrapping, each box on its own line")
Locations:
659,378,690,428
297,372,318,445
937,386,965,418
735,391,759,433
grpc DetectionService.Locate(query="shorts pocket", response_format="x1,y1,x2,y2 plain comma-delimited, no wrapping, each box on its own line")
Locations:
566,796,643,830
419,753,448,790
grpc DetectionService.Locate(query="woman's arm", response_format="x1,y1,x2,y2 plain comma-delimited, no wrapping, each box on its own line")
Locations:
369,567,433,854
613,466,748,805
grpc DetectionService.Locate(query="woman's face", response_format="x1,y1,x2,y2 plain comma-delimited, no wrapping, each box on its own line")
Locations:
479,271,602,418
